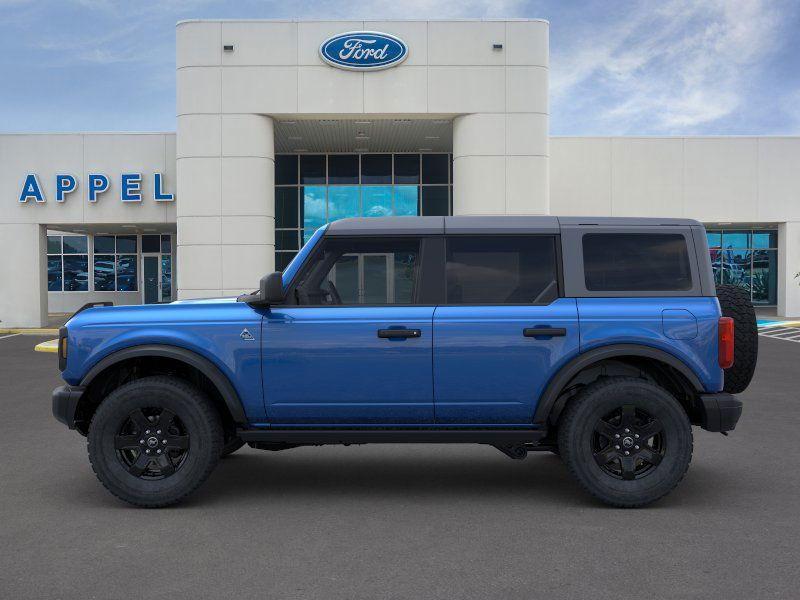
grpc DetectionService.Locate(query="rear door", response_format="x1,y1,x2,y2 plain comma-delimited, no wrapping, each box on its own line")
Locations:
262,235,436,425
433,235,579,424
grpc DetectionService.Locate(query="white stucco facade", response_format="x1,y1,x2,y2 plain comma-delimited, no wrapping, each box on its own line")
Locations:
1,19,799,328
175,19,550,299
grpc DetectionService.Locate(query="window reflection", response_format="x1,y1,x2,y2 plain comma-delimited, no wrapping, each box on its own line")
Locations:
707,228,777,306
328,186,359,221
302,186,327,230
394,186,419,216
362,186,392,217
275,153,453,268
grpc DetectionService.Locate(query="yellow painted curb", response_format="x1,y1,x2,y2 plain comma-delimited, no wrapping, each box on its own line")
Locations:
0,328,59,335
34,339,59,353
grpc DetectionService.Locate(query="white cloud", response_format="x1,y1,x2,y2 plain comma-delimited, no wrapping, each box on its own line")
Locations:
551,0,791,133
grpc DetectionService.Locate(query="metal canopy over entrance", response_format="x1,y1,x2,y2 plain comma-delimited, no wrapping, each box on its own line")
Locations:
273,118,454,154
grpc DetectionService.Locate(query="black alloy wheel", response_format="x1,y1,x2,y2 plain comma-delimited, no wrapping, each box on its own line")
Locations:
114,407,190,479
591,405,665,480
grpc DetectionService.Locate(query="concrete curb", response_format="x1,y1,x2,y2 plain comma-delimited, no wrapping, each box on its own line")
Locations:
0,328,59,335
34,339,59,353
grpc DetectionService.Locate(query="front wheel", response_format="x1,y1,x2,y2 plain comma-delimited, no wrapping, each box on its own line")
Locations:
87,376,223,508
558,377,693,508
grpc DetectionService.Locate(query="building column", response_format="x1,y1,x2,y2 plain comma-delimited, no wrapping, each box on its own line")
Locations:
177,114,275,299
0,224,47,328
777,221,800,317
452,113,549,216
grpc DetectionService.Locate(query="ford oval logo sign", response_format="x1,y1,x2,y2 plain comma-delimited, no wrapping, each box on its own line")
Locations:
320,31,408,71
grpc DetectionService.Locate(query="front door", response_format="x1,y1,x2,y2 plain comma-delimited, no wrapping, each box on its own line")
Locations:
433,235,580,424
262,235,435,425
142,254,173,304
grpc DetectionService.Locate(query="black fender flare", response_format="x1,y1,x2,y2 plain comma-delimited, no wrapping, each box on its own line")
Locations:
80,344,247,424
533,344,704,426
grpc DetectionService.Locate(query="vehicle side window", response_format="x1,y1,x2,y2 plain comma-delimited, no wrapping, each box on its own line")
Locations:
445,236,558,304
582,233,692,291
295,237,420,305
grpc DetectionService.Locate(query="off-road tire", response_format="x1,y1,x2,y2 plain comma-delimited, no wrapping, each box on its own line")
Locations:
716,284,758,394
220,437,245,457
87,376,223,508
558,377,693,508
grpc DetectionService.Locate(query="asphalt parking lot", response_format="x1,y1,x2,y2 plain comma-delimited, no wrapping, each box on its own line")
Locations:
1,333,798,599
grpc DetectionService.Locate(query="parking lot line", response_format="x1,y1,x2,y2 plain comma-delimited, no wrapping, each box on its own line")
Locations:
0,333,21,341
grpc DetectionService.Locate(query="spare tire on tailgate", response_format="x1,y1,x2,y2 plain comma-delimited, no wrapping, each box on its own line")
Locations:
716,284,758,393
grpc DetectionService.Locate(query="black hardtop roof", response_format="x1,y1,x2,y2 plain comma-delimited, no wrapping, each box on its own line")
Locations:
325,216,702,236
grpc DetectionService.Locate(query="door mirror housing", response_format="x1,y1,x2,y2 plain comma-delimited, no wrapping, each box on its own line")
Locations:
238,271,284,306
261,271,284,304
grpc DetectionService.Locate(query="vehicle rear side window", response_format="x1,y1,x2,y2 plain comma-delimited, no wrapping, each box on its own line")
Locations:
582,233,692,291
445,236,558,304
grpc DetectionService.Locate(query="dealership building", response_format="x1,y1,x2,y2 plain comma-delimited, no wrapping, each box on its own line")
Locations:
1,18,799,327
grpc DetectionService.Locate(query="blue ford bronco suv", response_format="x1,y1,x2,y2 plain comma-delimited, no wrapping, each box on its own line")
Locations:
52,216,756,508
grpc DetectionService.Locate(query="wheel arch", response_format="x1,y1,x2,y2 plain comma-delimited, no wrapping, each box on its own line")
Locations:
76,345,247,434
534,344,704,427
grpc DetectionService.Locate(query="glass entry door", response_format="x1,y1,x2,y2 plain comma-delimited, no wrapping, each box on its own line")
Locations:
142,255,160,304
141,254,173,304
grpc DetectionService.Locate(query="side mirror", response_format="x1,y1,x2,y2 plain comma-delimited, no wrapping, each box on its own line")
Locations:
239,271,284,307
260,271,284,305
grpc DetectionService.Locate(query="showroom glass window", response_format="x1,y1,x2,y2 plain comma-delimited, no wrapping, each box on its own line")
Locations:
47,235,88,291
707,229,777,305
274,153,453,271
93,235,138,292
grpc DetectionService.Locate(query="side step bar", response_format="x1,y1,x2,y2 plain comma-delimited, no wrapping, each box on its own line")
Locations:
237,428,547,446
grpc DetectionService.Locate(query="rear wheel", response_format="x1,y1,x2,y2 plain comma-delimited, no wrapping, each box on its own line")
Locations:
87,376,223,508
716,284,758,394
558,377,693,508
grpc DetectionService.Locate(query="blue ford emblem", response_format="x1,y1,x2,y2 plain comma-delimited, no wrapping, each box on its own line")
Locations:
319,31,408,71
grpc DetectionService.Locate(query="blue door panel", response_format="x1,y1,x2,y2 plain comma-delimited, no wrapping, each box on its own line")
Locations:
263,306,435,424
576,297,723,392
432,298,580,424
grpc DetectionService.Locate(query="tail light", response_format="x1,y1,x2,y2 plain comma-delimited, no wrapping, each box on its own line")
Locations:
718,317,734,369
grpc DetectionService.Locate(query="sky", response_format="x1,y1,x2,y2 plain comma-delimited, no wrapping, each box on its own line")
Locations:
0,0,798,135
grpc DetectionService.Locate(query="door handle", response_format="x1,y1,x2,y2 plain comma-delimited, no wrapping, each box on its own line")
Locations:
377,329,422,339
523,327,566,337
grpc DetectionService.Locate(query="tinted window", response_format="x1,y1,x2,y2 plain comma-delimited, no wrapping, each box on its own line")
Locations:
296,238,420,305
394,154,419,184
275,155,298,185
583,233,692,291
47,235,61,254
116,235,137,254
361,154,391,184
141,234,160,253
422,154,448,184
94,235,115,253
328,155,358,184
275,187,299,228
421,186,448,216
446,236,558,304
300,155,325,184
62,235,87,254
